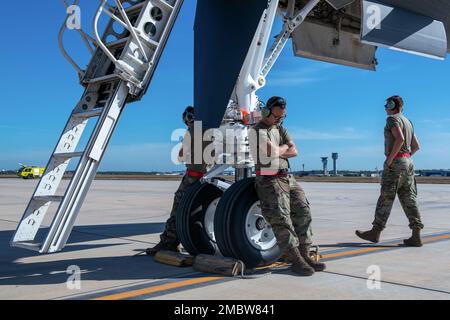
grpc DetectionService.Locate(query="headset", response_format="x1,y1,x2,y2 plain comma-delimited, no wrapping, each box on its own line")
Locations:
183,106,195,125
261,96,287,118
385,97,398,110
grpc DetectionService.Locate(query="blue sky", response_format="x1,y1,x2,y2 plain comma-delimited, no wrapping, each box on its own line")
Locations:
1,1,450,172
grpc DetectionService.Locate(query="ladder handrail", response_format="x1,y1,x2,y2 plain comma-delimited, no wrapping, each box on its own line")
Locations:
93,0,120,66
59,0,99,81
58,0,85,80
62,0,99,50
93,0,142,86
114,0,149,63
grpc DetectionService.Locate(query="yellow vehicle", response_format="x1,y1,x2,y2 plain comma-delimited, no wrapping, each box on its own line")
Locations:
17,165,45,179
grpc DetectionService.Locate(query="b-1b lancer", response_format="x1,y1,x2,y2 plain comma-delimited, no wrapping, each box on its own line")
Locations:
11,0,450,268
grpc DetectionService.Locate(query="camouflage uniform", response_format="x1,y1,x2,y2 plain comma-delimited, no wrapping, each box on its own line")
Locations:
159,127,208,245
255,175,313,251
251,122,313,253
372,113,424,230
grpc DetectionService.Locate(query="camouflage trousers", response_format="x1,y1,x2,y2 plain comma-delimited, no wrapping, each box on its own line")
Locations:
160,175,200,245
373,158,424,230
255,174,313,254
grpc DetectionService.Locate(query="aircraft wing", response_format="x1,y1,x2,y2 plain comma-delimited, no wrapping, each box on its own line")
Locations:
194,0,450,129
362,0,450,49
293,0,449,70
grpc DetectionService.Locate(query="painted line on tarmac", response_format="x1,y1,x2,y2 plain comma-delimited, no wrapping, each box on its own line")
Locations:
93,276,225,301
323,271,450,295
77,231,450,300
60,270,203,300
321,231,450,261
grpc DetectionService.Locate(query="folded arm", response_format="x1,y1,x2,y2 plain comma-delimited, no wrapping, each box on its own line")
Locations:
267,140,298,159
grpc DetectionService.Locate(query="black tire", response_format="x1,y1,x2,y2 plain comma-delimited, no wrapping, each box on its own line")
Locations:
214,178,281,268
176,181,223,256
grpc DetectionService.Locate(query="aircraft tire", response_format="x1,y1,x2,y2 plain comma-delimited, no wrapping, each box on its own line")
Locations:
214,178,281,268
176,181,223,256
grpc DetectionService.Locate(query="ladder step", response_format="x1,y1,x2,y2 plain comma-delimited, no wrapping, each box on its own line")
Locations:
54,152,84,159
33,196,64,203
73,109,103,119
141,37,159,48
123,1,146,14
87,74,120,85
13,241,42,252
154,0,174,11
106,37,129,49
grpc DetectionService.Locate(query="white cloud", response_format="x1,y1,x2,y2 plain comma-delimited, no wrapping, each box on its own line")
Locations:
292,143,385,171
100,142,182,172
0,142,183,172
268,77,319,87
0,125,51,133
0,148,52,169
267,64,336,87
290,127,365,141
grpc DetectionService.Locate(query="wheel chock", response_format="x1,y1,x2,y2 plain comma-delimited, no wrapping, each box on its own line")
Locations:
194,254,244,277
154,250,195,267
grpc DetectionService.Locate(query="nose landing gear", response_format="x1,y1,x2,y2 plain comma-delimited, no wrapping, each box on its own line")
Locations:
176,174,281,268
176,181,224,256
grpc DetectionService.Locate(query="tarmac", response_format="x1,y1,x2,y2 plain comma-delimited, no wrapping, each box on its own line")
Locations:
0,178,449,300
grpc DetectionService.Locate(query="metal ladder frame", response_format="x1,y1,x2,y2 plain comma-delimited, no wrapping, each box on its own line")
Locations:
11,0,184,253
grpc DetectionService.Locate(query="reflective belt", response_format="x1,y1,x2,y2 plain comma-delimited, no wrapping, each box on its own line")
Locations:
389,153,411,159
256,169,289,177
186,170,205,178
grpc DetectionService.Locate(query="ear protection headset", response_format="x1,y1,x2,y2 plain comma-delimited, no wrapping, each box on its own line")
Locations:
385,97,398,110
183,106,195,125
262,96,287,118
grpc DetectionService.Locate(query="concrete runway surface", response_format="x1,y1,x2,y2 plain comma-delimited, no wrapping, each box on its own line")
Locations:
0,179,449,300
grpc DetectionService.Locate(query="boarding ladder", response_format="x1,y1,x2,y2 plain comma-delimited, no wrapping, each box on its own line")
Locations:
11,0,184,253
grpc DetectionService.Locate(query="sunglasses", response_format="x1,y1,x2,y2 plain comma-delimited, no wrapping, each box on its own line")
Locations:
270,114,287,121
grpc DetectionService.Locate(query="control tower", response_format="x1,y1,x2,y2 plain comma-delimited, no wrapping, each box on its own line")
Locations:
332,153,339,176
321,157,329,176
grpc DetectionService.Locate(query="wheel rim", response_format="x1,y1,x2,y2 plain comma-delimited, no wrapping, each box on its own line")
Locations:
245,201,277,251
204,198,220,242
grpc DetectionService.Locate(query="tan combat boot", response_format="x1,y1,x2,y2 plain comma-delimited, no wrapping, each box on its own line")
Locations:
285,247,315,277
355,226,382,243
403,228,423,247
299,245,326,272
146,242,181,256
